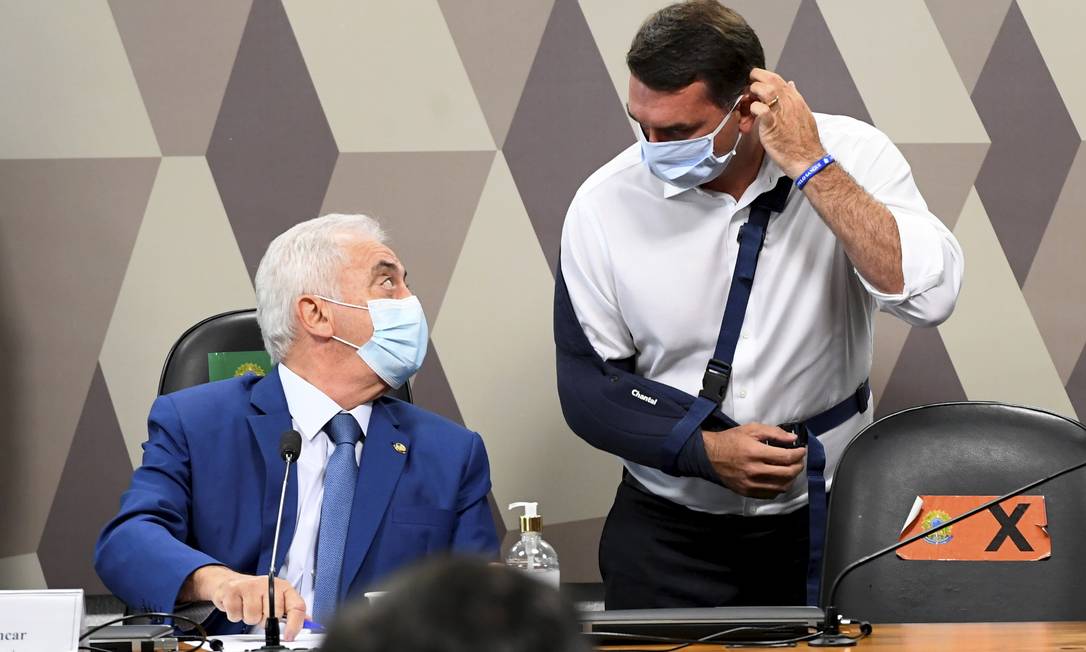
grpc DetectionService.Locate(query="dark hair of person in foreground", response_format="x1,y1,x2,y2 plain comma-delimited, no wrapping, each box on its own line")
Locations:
319,555,590,652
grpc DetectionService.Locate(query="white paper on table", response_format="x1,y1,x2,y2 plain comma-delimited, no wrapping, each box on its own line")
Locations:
213,630,323,652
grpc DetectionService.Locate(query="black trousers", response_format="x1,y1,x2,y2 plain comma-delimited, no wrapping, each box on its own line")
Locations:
599,474,809,609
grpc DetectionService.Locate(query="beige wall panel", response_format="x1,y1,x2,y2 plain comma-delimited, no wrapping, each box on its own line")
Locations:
0,554,47,590
818,0,987,144
438,0,555,147
897,143,988,230
0,158,156,557
579,0,672,112
109,0,252,155
0,1,159,158
1018,1,1086,139
282,0,493,152
726,0,803,71
925,0,1013,94
99,157,256,467
871,311,911,407
940,189,1075,418
1024,144,1086,383
433,153,622,531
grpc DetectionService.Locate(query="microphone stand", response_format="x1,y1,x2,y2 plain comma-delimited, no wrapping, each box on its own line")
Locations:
809,457,1086,647
249,445,299,651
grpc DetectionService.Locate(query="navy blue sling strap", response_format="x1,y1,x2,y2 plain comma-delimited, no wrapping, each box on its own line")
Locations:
555,175,870,605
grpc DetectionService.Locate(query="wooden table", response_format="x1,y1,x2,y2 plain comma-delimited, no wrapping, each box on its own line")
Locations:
180,622,1086,651
600,621,1086,651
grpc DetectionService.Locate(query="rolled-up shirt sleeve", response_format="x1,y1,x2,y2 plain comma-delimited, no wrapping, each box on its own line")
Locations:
849,133,964,327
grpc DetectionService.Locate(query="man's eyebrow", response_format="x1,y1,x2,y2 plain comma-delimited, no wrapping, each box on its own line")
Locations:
625,105,696,133
371,260,402,276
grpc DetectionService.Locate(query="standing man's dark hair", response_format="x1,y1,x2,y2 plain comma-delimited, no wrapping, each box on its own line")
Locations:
626,0,765,108
319,556,589,652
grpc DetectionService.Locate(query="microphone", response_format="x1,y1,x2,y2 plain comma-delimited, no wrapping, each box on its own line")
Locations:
248,430,303,651
809,456,1086,647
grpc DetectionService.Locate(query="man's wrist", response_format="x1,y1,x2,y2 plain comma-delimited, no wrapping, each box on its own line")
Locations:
794,154,836,189
784,149,829,180
675,429,723,486
182,564,234,602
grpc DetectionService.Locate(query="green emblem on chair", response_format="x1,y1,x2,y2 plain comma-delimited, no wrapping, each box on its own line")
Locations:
208,351,272,382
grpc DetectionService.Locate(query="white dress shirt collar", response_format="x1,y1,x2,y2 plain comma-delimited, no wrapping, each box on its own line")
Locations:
278,364,373,440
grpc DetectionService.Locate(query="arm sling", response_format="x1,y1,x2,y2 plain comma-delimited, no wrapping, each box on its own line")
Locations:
555,176,869,604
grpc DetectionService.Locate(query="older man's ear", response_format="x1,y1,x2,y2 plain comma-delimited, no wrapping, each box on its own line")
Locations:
296,295,335,339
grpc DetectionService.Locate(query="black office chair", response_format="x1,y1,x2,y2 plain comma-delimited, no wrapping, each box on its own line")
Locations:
159,308,412,402
821,402,1086,622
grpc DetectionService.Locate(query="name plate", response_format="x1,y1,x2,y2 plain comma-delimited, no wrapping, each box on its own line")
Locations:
0,589,83,652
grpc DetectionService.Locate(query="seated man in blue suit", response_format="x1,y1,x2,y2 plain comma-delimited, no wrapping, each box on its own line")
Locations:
95,213,499,640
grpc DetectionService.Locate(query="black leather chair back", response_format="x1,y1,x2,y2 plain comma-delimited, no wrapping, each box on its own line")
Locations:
158,308,412,403
822,402,1086,622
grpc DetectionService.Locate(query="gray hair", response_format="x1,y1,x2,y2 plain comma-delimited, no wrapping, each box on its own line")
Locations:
255,213,387,363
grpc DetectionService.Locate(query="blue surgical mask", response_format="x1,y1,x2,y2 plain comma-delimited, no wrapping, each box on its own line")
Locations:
637,95,744,190
316,294,429,389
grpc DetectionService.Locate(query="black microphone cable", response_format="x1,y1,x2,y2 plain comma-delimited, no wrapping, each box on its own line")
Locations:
79,611,213,651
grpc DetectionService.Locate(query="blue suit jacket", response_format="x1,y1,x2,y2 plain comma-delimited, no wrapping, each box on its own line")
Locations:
95,367,499,634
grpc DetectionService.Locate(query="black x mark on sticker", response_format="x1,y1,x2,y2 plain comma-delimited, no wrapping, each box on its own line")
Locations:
985,503,1034,552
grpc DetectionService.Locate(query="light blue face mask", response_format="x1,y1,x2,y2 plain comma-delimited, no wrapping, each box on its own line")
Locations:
316,294,429,389
637,95,744,190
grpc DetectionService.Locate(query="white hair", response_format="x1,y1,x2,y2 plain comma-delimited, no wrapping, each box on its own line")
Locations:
255,213,387,363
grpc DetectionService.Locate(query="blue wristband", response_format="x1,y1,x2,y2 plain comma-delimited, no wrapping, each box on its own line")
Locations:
794,154,835,189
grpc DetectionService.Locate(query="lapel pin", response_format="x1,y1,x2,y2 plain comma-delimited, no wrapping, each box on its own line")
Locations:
392,442,408,455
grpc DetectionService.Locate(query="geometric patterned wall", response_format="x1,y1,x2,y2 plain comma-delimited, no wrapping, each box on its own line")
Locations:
1,0,1083,592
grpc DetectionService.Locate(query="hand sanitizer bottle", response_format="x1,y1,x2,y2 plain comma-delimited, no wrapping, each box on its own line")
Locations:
505,501,560,589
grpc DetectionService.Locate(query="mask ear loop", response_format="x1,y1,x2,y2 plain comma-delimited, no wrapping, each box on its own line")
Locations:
331,334,363,350
315,295,369,350
703,94,747,162
315,294,370,311
707,93,745,139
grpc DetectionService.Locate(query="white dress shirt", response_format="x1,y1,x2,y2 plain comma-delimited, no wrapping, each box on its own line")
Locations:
277,364,371,614
561,113,964,516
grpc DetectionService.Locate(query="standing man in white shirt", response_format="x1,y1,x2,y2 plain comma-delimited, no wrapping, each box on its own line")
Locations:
555,0,963,609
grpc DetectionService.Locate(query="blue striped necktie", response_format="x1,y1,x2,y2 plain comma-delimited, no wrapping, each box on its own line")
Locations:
312,412,363,624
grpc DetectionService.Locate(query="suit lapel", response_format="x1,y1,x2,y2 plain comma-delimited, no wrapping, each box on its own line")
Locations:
339,398,410,597
248,367,299,576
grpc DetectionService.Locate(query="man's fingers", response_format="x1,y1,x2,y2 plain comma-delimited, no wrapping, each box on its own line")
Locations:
221,591,244,623
242,589,264,626
757,427,797,445
273,579,291,618
748,80,778,102
274,588,286,619
210,588,225,613
282,590,307,642
759,444,806,467
749,101,770,118
750,462,804,484
739,464,804,497
283,607,305,642
749,67,784,85
751,423,803,447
